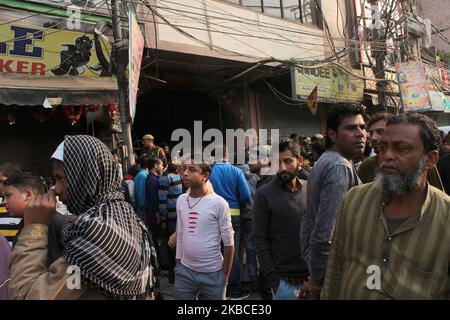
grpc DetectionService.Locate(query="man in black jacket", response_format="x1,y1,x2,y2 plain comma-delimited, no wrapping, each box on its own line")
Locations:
253,140,309,300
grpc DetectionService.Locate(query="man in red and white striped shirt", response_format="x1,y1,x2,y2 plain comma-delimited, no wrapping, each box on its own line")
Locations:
175,161,234,300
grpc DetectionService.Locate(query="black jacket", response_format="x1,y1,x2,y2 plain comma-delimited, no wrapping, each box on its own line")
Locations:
253,176,309,287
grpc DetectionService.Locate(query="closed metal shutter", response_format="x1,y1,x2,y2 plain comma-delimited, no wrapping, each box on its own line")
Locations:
0,107,86,177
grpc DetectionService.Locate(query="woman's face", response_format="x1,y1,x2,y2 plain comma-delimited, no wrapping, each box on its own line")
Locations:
52,160,68,204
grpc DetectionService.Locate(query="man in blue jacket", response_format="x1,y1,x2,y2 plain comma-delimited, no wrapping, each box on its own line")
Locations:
134,156,150,221
210,145,251,300
145,157,165,268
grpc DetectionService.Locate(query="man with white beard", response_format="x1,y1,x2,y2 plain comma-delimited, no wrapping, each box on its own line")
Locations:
320,113,450,300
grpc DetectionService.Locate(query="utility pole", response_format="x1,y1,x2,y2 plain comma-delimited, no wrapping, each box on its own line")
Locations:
368,0,387,111
111,0,133,170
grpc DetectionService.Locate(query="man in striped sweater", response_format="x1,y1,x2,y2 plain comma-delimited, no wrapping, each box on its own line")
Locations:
159,163,185,284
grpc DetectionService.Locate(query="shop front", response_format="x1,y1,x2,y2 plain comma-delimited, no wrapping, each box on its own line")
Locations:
0,14,118,176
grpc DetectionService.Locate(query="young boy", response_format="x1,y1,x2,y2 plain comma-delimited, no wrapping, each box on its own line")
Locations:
0,163,22,246
174,160,234,300
2,172,68,267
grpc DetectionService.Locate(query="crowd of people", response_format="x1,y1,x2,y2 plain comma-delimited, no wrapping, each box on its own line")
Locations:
1,103,450,300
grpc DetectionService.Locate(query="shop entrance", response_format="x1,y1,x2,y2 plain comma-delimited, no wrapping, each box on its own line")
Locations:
132,89,234,156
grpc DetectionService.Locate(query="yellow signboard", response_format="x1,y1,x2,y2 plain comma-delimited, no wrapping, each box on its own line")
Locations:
0,20,111,77
292,65,364,103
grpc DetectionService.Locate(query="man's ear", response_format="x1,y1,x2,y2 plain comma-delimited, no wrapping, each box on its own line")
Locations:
425,150,439,169
203,172,211,182
297,156,304,168
327,128,337,144
25,189,34,202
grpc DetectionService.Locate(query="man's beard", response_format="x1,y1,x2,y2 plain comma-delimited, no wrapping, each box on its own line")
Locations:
375,157,426,197
277,171,296,185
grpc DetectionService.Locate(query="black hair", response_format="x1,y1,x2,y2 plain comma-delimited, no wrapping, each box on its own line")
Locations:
138,155,150,169
368,112,392,128
311,141,326,157
363,141,373,158
325,103,365,148
185,155,211,175
167,163,178,174
160,142,169,148
127,165,140,177
0,163,21,178
147,157,162,170
279,140,302,158
3,172,48,194
386,113,441,153
198,163,211,175
444,134,450,144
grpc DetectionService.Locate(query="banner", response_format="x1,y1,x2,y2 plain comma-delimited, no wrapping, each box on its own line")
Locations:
292,65,364,103
128,9,145,121
396,61,432,111
306,86,318,115
0,20,112,77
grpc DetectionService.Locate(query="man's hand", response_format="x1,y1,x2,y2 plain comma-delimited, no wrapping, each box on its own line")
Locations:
24,189,57,226
298,278,322,300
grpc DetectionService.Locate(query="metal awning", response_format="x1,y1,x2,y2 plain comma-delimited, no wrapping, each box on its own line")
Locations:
0,74,119,106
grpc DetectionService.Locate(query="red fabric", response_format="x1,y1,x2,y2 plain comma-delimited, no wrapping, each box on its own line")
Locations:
123,174,134,181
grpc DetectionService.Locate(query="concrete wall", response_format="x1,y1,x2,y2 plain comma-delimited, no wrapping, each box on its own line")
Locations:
143,0,337,63
257,87,321,137
418,0,450,52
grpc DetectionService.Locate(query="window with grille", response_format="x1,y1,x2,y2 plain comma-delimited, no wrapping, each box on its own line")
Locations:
224,0,323,28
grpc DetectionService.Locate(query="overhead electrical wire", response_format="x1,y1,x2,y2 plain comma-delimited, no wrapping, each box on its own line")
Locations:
138,0,400,85
121,0,395,48
2,0,438,98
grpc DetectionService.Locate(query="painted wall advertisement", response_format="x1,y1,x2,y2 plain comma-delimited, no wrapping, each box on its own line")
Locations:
0,20,111,77
292,65,364,103
128,9,145,122
396,61,431,111
438,63,450,113
397,61,449,112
